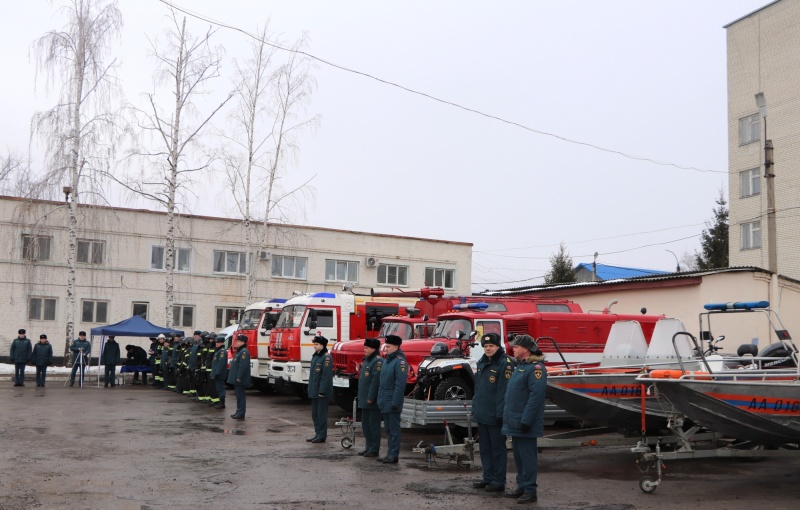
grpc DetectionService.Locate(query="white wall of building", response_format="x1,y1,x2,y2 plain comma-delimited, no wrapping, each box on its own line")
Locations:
0,196,472,356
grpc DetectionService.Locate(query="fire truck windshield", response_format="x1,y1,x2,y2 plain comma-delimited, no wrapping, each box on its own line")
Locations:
238,309,262,330
275,305,306,329
378,322,413,339
432,319,473,339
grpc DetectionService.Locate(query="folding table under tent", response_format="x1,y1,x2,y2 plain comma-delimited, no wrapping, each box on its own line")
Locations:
90,316,184,387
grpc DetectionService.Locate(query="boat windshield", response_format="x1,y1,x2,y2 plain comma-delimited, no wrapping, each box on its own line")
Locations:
275,305,306,329
432,319,473,339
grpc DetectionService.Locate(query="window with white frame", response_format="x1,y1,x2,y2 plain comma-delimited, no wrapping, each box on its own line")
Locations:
77,239,105,264
22,235,52,261
132,302,149,320
741,221,762,250
425,267,455,289
29,297,56,321
377,264,408,286
740,168,761,198
151,246,191,272
81,299,109,323
216,307,243,329
325,259,358,283
173,305,195,328
213,250,247,274
271,255,308,279
739,114,760,145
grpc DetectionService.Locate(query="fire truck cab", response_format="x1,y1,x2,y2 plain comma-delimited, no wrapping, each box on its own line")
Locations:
268,292,418,396
235,298,287,391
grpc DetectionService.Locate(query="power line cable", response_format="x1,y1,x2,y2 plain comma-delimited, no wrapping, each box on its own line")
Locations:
158,0,725,175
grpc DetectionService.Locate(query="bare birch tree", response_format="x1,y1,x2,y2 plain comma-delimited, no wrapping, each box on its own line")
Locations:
31,0,123,360
124,13,232,327
0,152,40,198
223,30,318,303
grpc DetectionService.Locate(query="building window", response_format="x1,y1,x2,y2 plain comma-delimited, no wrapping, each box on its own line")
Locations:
173,305,195,328
740,168,761,198
325,259,358,283
377,264,408,286
216,307,243,329
213,250,247,275
22,235,51,261
132,302,149,320
739,113,760,145
29,297,56,321
81,299,109,323
741,221,762,250
425,267,455,289
151,246,191,272
271,255,307,279
77,239,105,264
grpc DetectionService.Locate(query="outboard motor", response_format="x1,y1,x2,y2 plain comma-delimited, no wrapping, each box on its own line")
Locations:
758,343,797,369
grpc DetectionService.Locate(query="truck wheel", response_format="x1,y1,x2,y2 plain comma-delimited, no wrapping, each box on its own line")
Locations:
433,376,472,401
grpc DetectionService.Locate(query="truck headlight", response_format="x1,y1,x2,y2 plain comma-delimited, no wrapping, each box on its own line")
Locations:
287,366,296,374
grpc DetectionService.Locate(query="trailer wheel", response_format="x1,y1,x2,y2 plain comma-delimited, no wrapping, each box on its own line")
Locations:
639,475,658,494
341,437,354,449
433,376,472,401
456,455,470,468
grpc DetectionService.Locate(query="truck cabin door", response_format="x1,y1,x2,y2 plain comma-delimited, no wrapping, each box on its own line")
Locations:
306,308,336,343
470,320,504,361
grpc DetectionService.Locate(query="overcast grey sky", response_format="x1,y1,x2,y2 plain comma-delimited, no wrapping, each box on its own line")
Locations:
1,0,770,292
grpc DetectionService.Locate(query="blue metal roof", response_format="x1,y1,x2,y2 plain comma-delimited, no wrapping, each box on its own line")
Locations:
575,263,669,281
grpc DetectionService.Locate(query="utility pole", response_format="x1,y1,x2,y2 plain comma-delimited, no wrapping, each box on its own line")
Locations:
756,92,777,274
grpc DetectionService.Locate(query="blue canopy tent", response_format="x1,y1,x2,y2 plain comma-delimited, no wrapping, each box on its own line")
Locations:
90,316,184,386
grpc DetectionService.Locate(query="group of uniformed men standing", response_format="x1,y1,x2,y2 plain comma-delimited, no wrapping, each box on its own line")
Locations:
148,330,231,411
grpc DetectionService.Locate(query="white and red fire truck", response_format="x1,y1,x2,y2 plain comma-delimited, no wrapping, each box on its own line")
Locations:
233,298,287,391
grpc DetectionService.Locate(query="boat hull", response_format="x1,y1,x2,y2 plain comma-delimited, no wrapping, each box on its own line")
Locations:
644,375,800,445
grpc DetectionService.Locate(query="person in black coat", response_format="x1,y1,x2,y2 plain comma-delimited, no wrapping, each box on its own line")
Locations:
102,336,121,388
357,337,383,457
31,334,53,387
226,334,251,419
307,335,334,443
376,335,408,464
125,344,149,385
210,335,229,409
10,328,32,387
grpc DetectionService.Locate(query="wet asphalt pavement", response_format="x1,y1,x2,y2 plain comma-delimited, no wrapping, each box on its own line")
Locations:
2,379,800,510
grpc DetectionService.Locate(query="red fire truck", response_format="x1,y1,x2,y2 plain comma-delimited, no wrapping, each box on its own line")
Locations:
331,297,664,407
267,290,428,397
232,298,288,391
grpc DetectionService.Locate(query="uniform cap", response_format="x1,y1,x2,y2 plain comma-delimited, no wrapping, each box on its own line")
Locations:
313,335,328,347
18,329,26,334
511,334,537,353
384,335,402,346
40,334,47,339
481,333,502,347
364,338,380,350
236,334,247,342
215,335,226,343
194,330,202,336
78,331,86,336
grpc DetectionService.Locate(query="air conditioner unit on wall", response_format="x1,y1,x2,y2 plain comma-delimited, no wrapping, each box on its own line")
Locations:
259,251,270,260
365,256,379,268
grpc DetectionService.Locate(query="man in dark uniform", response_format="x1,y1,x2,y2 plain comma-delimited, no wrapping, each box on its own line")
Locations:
31,334,53,387
102,336,121,388
168,333,180,391
377,334,408,464
357,337,383,457
502,334,547,504
125,344,149,385
227,334,251,419
307,335,334,443
69,331,92,387
472,332,514,492
195,333,209,403
186,330,202,397
151,335,164,388
161,335,173,390
204,333,219,406
210,334,228,409
10,329,32,387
